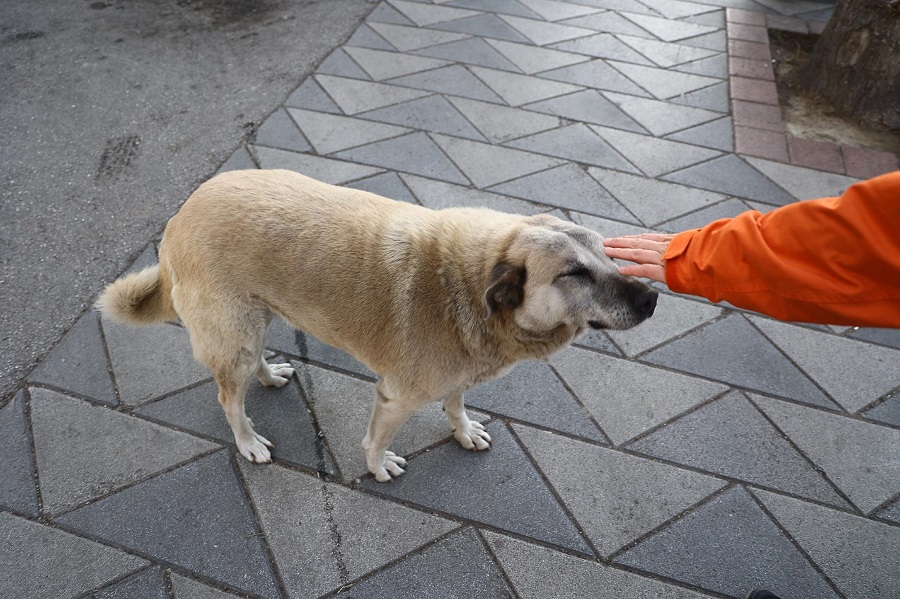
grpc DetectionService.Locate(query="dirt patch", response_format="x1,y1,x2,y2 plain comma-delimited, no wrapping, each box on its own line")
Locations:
768,29,900,155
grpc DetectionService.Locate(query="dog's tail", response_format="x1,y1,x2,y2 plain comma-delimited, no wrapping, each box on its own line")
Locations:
95,264,177,325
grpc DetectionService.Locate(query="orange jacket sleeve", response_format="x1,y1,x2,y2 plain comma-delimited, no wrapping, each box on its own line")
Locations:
663,170,900,327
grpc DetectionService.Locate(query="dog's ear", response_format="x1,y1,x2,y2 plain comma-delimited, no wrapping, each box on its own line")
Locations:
483,262,526,319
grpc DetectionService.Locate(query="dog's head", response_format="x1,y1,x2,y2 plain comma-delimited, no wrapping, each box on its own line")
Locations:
484,215,657,336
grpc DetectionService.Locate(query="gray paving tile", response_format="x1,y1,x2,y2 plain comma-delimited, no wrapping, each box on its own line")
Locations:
516,0,601,21
752,395,900,514
57,451,281,598
432,134,563,188
874,495,900,525
344,46,451,81
679,28,727,51
488,163,638,221
287,108,409,155
664,115,734,151
0,512,147,598
500,14,595,45
486,38,589,73
367,2,416,26
253,108,312,153
561,9,657,35
446,96,561,143
466,359,607,442
750,316,900,413
240,460,458,598
483,531,714,598
571,210,654,239
540,58,652,96
388,65,504,103
369,21,469,52
30,387,217,514
94,566,168,599
672,52,729,79
136,375,337,475
645,0,722,19
389,0,480,26
251,146,383,184
621,12,718,41
432,13,534,43
415,37,521,71
334,132,470,185
345,171,419,204
264,318,374,378
447,0,543,19
754,489,900,599
628,391,848,506
315,74,431,115
346,23,395,51
587,167,726,226
217,146,257,174
471,65,582,106
864,393,900,427
362,422,592,554
573,328,623,355
515,424,725,556
400,173,546,214
565,0,657,14
505,122,639,173
657,198,753,232
591,125,722,178
333,528,514,599
526,89,647,132
671,80,729,112
617,34,720,67
28,310,116,405
552,346,727,446
616,486,839,599
603,91,722,136
0,391,38,515
683,9,726,28
170,573,245,599
551,33,655,64
849,327,900,350
661,154,796,204
754,0,831,16
743,157,860,201
357,95,488,141
317,48,371,80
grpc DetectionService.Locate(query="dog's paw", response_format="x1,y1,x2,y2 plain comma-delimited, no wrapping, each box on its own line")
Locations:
237,433,275,463
259,363,295,387
371,451,407,483
454,419,491,451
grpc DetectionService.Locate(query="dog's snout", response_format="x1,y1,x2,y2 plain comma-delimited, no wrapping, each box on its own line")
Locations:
638,289,658,319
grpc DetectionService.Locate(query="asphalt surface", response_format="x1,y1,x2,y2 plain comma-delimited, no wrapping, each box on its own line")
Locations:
0,0,374,399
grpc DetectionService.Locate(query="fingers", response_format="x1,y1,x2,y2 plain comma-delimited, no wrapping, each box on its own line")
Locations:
603,233,672,285
618,264,666,284
604,245,665,266
603,233,674,253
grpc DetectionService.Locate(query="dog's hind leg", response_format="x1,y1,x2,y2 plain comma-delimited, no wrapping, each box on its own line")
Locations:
363,380,418,482
255,311,295,387
443,393,491,451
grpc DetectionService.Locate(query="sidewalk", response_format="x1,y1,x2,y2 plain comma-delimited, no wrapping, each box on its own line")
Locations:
3,0,900,598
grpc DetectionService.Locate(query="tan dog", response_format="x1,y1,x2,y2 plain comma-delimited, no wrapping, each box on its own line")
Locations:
98,169,657,481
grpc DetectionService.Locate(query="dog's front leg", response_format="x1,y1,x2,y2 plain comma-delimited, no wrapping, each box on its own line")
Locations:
217,378,274,463
363,382,416,482
443,393,491,451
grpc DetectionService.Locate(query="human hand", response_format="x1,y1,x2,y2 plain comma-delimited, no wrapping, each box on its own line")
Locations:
603,233,675,284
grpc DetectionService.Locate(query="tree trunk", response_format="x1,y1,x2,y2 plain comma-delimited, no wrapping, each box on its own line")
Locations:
802,0,900,131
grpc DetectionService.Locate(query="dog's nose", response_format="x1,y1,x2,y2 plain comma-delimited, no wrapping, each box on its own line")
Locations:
638,289,658,319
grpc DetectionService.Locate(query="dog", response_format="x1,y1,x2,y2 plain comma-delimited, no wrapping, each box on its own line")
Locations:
98,169,657,482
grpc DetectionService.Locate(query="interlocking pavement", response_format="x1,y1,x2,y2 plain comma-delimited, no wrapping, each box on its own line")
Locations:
4,0,900,598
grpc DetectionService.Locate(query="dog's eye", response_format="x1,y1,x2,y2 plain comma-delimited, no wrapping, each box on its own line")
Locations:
559,266,591,280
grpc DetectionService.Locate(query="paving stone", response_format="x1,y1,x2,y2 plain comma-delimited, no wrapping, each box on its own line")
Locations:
848,326,900,350
388,65,505,103
484,531,714,598
217,146,257,173
591,125,722,179
0,391,38,515
671,53,728,81
401,174,546,214
571,210,653,239
616,486,839,599
527,89,647,133
368,22,470,52
643,315,835,407
432,13,534,43
786,136,845,173
657,197,753,232
732,99,784,132
731,75,778,104
550,33,655,64
488,163,637,221
565,0,657,15
264,317,374,378
470,65,582,106
629,391,848,506
345,171,419,204
136,375,336,475
864,393,900,427
661,154,795,204
367,2,416,26
500,14,595,45
552,346,727,446
357,95,488,141
334,132,470,185
587,167,725,226
753,0,830,16
94,566,168,599
446,96,561,143
28,310,117,405
617,34,720,67
754,489,900,599
603,91,721,136
317,48,371,80
734,125,788,162
517,0,601,21
415,37,521,71
252,108,312,153
505,123,639,172
621,12,718,42
466,359,607,442
30,387,217,514
362,422,592,553
679,29,727,51
664,115,734,151
447,0,544,19
573,328,623,355
57,451,280,598
344,47,451,81
346,23,395,51
752,395,900,514
610,61,721,100
486,38,589,73
842,145,899,179
561,10,656,36
432,134,564,188
389,0,480,26
170,573,245,598
874,496,900,524
540,58,652,96
288,108,410,155
240,460,459,598
749,316,900,413
671,80,729,111
315,74,431,115
251,146,383,184
743,156,859,201
729,55,774,81
607,292,723,356
515,424,726,556
0,512,148,598
285,77,344,115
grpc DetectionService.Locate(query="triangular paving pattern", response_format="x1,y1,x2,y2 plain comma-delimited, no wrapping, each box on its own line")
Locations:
590,125,722,178
317,48,371,80
446,0,543,20
136,377,337,475
362,422,592,554
252,146,383,184
389,0,480,26
488,163,637,221
755,489,900,599
388,65,504,103
541,58,650,96
603,91,721,136
334,132,469,185
515,424,726,556
662,154,795,204
642,314,834,407
315,74,431,115
562,9,656,36
572,210,653,240
644,0,720,19
28,311,117,405
170,573,245,598
865,393,900,427
505,123,639,172
874,495,900,524
431,13,533,43
29,387,217,514
665,115,734,151
743,156,860,203
550,33,654,65
609,60,721,100
368,22,471,51
287,108,410,155
0,391,39,515
446,96,560,143
485,38,589,73
367,2,415,26
517,0,600,21
552,346,727,446
628,391,848,507
658,198,751,232
620,12,718,42
671,80,729,112
1,512,147,598
344,46,451,80
240,460,459,598
749,316,900,413
526,89,646,132
414,37,520,71
400,173,545,214
254,108,311,153
346,171,418,204
499,14,595,45
484,531,713,598
617,34,720,67
752,395,900,514
357,95,487,141
615,486,840,599
680,29,727,52
57,451,281,598
433,134,564,188
465,359,607,442
93,566,168,599
470,66,582,106
346,23,395,51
